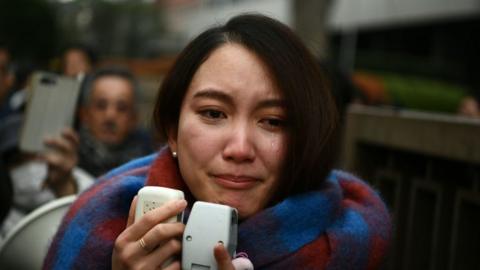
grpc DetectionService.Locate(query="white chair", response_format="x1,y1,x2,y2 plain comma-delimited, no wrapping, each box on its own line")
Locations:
0,195,76,269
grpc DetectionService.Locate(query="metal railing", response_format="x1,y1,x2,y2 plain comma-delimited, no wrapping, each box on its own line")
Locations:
341,104,480,270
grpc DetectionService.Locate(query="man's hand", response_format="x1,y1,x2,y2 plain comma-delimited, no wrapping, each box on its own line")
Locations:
41,127,80,197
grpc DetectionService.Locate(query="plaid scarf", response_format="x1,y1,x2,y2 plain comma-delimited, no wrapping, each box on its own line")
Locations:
43,147,390,269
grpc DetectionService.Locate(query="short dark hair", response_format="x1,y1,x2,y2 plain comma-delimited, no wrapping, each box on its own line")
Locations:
62,43,98,66
154,14,339,203
80,66,139,107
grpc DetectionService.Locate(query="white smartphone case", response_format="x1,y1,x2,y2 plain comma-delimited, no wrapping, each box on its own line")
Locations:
182,201,238,270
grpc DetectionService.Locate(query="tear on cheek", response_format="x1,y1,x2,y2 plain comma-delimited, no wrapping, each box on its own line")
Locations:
269,139,284,154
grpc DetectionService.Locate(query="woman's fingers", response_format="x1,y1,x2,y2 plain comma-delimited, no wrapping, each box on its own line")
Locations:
113,221,184,269
144,238,182,267
161,260,181,270
214,243,235,270
140,223,185,252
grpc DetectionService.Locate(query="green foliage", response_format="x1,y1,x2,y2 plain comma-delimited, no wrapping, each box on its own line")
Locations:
379,72,467,113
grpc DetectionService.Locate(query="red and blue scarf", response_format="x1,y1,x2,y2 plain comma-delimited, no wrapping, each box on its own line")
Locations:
43,147,391,269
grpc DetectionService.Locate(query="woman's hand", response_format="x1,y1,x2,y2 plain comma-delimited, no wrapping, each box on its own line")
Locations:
214,243,235,270
41,127,79,197
112,196,187,270
215,244,255,270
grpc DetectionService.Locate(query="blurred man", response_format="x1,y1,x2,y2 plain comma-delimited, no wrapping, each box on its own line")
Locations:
78,67,154,176
61,43,97,81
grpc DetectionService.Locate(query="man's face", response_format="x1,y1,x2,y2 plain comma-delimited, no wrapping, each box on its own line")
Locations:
82,76,136,145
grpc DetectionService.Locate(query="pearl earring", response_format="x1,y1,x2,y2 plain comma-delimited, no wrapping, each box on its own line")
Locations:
172,151,177,158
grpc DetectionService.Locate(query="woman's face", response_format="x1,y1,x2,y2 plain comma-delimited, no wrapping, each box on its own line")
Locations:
169,43,287,219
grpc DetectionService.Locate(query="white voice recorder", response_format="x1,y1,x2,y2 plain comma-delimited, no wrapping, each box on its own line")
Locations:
134,186,185,223
182,201,238,270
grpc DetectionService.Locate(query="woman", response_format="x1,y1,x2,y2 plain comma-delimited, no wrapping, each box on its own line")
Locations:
44,14,390,269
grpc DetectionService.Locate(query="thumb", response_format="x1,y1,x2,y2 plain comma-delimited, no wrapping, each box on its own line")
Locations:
214,242,235,270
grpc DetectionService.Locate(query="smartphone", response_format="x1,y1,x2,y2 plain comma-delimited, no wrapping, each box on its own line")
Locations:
19,71,81,153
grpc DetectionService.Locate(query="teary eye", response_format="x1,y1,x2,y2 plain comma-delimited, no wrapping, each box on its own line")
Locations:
200,109,226,119
265,118,283,127
259,117,285,131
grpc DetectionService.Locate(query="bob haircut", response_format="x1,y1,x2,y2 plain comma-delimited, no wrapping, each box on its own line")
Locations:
154,14,338,203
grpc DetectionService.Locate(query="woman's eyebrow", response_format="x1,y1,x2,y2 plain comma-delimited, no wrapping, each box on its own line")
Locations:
255,99,285,110
193,89,233,106
193,89,285,110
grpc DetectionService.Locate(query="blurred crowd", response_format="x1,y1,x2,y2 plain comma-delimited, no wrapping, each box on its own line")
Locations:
0,43,155,238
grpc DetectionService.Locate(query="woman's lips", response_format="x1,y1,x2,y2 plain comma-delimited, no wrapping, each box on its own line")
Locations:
213,174,259,189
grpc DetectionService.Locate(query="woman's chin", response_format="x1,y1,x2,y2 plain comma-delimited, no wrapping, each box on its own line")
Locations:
222,201,257,220
200,193,260,219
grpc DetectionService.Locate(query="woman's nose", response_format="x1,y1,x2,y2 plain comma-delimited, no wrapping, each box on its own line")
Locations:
222,124,255,163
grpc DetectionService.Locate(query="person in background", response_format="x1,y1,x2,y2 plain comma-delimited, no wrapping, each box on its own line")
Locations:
44,14,390,269
0,44,12,108
0,64,9,108
61,43,97,81
0,43,10,70
77,67,154,177
0,61,35,119
457,95,480,118
0,113,93,238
